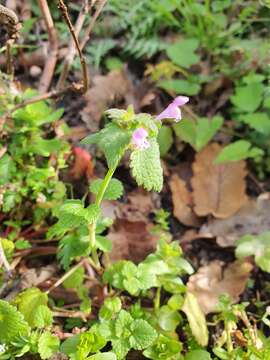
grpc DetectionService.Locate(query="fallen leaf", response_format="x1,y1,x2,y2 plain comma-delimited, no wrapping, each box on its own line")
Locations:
182,292,208,346
169,174,201,227
103,189,158,263
70,147,94,180
200,193,270,247
20,265,56,289
191,143,247,218
81,70,132,132
187,260,253,314
107,218,158,263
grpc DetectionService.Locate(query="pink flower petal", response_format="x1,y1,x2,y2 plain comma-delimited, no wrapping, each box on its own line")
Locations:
156,104,181,121
132,128,150,150
173,96,189,106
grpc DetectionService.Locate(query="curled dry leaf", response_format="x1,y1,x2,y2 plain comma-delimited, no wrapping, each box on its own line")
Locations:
169,174,201,227
70,147,94,180
187,260,253,314
191,143,247,219
201,193,270,247
81,70,133,132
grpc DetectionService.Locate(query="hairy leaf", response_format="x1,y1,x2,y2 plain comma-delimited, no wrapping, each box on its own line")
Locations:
90,178,124,200
130,138,163,192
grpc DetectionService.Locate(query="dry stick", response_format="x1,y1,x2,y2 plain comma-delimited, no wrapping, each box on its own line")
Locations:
9,84,77,113
0,239,11,274
79,0,107,51
58,0,89,94
56,0,90,90
37,0,59,93
46,259,86,294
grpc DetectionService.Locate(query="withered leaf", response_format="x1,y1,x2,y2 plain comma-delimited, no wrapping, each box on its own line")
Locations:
187,260,253,314
191,143,247,219
200,193,270,247
169,174,201,227
81,70,132,132
107,218,158,264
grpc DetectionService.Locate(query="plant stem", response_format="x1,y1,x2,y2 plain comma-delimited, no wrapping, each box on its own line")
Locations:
88,162,118,266
154,287,161,312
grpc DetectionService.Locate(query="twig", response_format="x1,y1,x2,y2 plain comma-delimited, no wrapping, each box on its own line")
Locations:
37,0,58,93
8,83,81,114
57,0,90,90
0,239,11,274
79,0,107,51
46,258,86,294
58,0,89,93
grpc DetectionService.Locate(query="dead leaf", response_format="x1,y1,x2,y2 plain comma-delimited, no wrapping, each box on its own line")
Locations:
169,174,201,227
107,218,158,263
70,147,94,180
187,260,253,314
201,193,270,247
191,143,247,219
81,70,132,131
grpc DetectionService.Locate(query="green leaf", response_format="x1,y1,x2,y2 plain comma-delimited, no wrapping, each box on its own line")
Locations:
239,112,270,134
0,154,16,185
129,319,157,350
195,116,223,151
173,116,223,151
33,305,53,328
60,334,80,357
115,310,133,338
90,178,124,200
82,123,131,168
96,235,112,253
14,288,48,327
185,350,212,360
130,137,163,192
158,126,173,156
143,334,182,360
159,79,200,96
182,292,208,347
158,305,182,332
30,137,62,157
87,353,117,360
236,232,270,272
63,266,84,289
166,39,200,68
214,140,263,164
0,300,30,342
38,331,60,359
57,234,89,270
173,118,196,146
231,83,264,112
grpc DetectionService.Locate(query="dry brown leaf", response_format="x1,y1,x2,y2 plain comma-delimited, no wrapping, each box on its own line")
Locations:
200,193,270,247
70,147,94,180
81,70,132,131
102,189,158,263
187,260,253,314
169,174,201,227
191,143,247,219
107,219,158,263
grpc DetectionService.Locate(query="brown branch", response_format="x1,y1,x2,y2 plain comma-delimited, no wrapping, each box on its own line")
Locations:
58,0,89,94
8,83,82,114
79,0,107,51
0,4,20,75
57,0,90,90
37,0,59,93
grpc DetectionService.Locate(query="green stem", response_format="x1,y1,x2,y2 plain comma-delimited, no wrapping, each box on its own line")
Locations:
88,162,118,266
154,287,161,312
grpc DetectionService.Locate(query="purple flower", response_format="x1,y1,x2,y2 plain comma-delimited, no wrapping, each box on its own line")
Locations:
156,96,189,122
132,128,150,150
